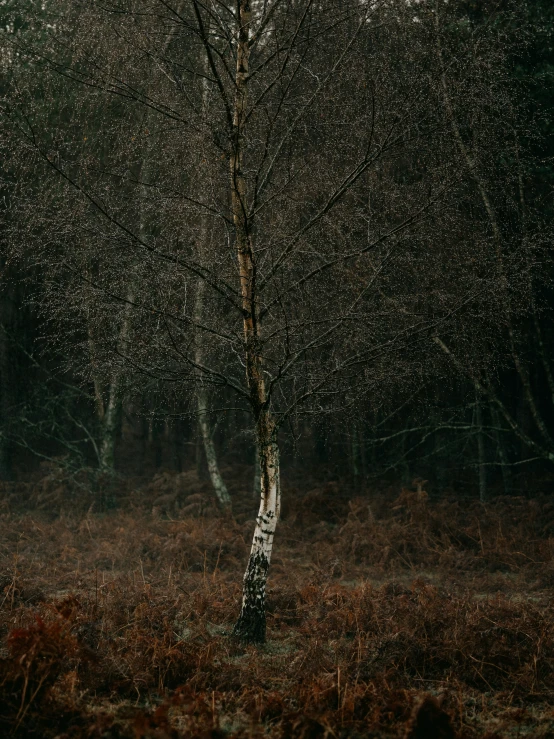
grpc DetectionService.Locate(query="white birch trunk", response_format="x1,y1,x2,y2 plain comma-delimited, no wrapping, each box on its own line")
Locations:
233,415,280,642
98,294,134,472
193,55,230,509
87,327,105,422
98,375,121,471
228,0,282,642
252,440,261,500
196,385,231,507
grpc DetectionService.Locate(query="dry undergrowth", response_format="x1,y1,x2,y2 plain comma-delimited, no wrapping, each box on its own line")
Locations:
0,468,554,737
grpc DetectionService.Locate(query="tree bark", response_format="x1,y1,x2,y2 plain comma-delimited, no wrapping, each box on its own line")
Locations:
97,284,135,472
234,413,280,643
193,60,230,510
196,383,231,508
252,438,261,499
98,374,121,471
229,0,281,643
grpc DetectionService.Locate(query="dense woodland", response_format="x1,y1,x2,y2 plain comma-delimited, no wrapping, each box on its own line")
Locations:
1,0,554,736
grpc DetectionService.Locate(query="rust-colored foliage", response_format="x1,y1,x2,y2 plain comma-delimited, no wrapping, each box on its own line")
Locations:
0,614,81,733
1,470,554,736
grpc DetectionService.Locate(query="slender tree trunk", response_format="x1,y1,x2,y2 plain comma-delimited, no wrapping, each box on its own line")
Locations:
98,375,121,471
90,122,151,474
234,413,280,643
86,317,105,422
196,383,231,507
229,0,281,643
97,286,135,472
491,404,512,496
475,394,487,503
85,284,115,472
252,439,261,500
193,63,230,509
96,22,181,472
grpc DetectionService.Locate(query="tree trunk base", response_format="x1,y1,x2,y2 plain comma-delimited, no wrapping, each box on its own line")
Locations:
232,549,270,644
232,605,266,644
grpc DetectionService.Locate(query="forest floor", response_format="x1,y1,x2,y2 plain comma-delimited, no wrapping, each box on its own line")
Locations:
1,464,554,737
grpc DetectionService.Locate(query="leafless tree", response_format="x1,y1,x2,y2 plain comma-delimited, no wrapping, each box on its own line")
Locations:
3,0,534,642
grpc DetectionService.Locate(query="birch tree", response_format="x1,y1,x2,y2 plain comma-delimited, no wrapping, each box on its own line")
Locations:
3,0,527,641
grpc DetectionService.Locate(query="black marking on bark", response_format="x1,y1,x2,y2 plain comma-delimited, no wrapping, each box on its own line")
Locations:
233,549,269,644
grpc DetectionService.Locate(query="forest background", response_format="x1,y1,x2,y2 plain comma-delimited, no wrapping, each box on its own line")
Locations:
1,0,554,736
0,0,553,508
